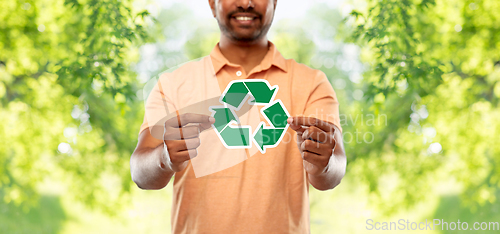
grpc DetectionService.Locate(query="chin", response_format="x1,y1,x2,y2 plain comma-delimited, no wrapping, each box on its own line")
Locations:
231,32,262,43
232,37,260,44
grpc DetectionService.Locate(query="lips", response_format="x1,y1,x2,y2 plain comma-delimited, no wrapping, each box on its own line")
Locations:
230,12,260,22
230,14,259,27
234,16,255,21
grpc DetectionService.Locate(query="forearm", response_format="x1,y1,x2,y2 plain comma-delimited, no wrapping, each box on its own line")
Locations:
308,152,346,190
130,144,174,190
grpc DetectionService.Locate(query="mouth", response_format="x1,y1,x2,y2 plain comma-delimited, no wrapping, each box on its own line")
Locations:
230,14,259,25
234,16,256,21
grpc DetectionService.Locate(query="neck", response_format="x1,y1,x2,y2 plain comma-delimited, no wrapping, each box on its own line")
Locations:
218,36,269,74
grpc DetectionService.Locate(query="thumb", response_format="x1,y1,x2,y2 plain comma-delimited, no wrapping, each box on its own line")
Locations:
288,117,307,134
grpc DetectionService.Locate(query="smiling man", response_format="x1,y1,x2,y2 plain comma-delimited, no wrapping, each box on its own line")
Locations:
130,0,347,233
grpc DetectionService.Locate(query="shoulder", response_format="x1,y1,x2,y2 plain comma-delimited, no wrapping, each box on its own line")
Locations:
155,56,214,93
286,59,326,79
158,56,210,81
285,59,328,85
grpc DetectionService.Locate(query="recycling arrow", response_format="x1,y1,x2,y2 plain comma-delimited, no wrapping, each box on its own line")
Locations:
262,101,288,128
221,82,249,109
209,107,251,147
221,80,277,110
253,123,285,152
211,107,237,132
245,81,276,104
209,79,289,153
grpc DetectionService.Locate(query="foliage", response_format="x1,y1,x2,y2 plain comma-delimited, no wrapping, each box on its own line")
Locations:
0,0,149,213
345,0,500,213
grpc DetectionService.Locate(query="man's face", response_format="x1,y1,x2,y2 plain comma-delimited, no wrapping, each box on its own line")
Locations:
209,0,277,43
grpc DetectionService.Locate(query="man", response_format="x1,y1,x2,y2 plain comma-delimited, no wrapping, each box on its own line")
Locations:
130,0,347,233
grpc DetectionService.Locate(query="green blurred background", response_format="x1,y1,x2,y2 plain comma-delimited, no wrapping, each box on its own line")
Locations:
1,0,499,233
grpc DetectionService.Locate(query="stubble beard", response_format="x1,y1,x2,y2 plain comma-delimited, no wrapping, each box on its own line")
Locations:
217,18,273,44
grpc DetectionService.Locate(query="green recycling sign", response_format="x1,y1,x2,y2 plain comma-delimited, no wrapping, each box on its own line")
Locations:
209,79,290,153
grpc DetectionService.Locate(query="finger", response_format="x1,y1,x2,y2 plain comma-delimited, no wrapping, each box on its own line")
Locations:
302,126,332,144
184,137,201,150
164,125,200,140
177,149,198,160
301,151,329,169
199,122,213,132
291,125,308,135
180,126,200,139
301,139,333,156
165,113,215,128
288,117,307,134
170,149,198,163
166,138,201,152
301,139,333,155
289,116,335,133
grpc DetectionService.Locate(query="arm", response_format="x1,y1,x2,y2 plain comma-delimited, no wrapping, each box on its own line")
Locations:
289,69,346,190
130,129,174,190
130,113,215,190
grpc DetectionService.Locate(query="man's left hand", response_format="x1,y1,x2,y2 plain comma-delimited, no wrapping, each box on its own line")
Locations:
287,116,337,176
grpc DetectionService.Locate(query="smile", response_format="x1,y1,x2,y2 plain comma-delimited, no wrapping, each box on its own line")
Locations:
234,16,255,21
231,15,259,26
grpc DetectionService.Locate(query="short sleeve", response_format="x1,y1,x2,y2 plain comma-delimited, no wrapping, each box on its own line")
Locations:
139,74,177,139
303,71,342,132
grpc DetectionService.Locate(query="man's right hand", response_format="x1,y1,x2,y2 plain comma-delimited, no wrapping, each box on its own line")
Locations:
162,113,215,172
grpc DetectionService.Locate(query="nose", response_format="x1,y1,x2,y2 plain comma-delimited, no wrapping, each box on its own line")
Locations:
236,0,255,9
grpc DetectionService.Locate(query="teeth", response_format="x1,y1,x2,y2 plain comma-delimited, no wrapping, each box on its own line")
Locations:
235,16,253,21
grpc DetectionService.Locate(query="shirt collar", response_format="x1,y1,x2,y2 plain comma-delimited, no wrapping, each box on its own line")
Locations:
209,41,288,74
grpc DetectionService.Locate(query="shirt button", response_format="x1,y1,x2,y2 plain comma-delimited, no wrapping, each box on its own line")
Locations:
236,71,242,77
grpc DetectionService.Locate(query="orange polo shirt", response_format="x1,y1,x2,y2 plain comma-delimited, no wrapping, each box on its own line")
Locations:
139,41,341,233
